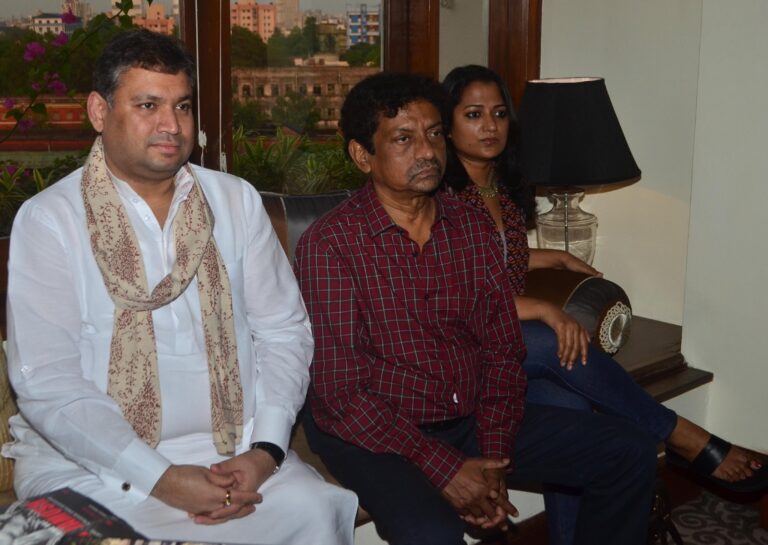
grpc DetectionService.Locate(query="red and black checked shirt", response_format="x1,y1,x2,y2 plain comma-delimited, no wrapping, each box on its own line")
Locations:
295,182,527,489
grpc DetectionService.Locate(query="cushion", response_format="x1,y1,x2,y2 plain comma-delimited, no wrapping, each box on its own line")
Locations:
260,191,354,262
526,268,632,354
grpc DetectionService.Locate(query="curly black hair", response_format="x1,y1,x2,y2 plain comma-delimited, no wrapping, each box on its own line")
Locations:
94,29,195,106
339,72,448,157
441,65,535,223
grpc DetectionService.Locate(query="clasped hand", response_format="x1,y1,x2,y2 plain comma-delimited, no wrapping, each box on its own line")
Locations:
151,449,277,525
442,458,518,531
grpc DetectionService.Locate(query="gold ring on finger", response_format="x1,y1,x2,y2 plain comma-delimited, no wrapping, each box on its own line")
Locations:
223,489,232,507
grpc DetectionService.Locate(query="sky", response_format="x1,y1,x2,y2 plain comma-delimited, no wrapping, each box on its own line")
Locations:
0,0,354,20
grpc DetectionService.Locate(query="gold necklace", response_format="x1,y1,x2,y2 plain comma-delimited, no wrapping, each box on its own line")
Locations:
474,168,499,198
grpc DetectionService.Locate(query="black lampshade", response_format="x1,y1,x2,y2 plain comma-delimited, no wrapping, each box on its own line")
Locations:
518,77,640,187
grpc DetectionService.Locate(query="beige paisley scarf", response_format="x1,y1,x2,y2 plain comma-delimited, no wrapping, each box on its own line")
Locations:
81,136,243,455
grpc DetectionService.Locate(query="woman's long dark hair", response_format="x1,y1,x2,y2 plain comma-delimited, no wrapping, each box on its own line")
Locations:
441,65,535,223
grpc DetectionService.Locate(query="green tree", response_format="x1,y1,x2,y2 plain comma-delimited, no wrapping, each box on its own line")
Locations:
231,26,267,68
63,14,125,92
341,41,381,67
270,90,320,134
285,27,306,59
233,99,269,134
266,29,291,67
302,17,320,57
0,28,39,95
321,34,337,54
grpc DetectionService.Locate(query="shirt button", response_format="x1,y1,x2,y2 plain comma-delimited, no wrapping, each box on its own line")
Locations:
121,482,131,492
452,392,459,404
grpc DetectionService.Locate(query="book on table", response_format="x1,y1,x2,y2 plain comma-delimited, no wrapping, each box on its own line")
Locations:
0,487,144,545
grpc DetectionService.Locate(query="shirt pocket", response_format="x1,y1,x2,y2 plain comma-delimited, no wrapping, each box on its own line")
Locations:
428,286,478,333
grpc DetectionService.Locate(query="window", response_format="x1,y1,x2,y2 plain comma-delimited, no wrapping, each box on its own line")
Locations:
184,0,538,181
228,1,382,144
221,2,386,192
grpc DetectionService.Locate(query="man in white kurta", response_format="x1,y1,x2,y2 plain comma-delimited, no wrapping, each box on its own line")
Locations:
2,29,356,545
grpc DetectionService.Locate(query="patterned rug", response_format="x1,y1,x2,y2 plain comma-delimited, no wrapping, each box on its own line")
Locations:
672,491,768,544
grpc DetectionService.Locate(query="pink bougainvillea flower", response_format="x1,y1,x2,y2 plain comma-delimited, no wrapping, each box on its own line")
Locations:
23,42,46,62
31,82,42,92
48,79,67,96
17,119,34,132
61,9,77,24
2,98,14,110
52,32,69,48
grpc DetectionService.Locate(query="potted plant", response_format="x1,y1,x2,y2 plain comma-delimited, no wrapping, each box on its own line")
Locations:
232,126,366,195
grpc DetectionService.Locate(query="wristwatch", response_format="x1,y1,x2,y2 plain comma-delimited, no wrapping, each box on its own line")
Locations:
250,441,286,469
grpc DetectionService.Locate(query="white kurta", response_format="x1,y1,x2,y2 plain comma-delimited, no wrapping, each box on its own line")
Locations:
2,164,357,544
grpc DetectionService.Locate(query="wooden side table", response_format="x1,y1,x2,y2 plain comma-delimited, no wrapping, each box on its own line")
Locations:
613,315,713,402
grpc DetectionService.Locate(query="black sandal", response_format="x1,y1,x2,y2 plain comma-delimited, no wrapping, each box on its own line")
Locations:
665,434,768,494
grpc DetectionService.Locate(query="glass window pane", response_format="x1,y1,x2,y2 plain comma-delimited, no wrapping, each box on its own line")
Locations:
231,0,382,194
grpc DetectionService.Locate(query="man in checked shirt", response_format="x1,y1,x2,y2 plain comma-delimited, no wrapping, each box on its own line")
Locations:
295,72,656,545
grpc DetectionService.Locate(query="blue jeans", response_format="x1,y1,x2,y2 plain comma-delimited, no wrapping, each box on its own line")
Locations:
522,319,677,545
304,403,657,545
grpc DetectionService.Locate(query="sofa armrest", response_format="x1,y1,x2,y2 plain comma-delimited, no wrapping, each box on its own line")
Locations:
526,268,632,354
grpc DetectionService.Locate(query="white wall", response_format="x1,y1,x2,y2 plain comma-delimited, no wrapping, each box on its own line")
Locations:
539,0,703,324
438,0,488,79
682,0,768,451
538,0,768,450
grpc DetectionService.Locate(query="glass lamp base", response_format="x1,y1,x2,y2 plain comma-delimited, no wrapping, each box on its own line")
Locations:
536,188,598,265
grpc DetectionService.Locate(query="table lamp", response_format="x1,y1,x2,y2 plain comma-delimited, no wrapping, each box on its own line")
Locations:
518,77,640,265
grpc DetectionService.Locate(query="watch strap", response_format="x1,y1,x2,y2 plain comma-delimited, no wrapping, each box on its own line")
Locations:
250,441,285,467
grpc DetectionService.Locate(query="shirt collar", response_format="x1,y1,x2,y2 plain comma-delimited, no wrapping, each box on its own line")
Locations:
357,180,459,237
358,181,396,237
108,164,195,204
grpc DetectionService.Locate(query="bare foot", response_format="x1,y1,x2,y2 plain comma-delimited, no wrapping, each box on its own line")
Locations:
666,417,763,482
